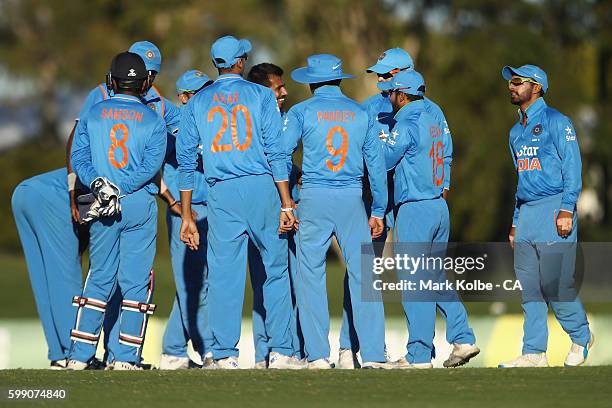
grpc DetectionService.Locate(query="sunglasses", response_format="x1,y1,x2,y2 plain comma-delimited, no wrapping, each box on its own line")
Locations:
377,68,403,80
508,77,539,86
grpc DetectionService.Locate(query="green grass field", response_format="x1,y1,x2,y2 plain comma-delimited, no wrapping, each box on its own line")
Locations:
1,368,611,407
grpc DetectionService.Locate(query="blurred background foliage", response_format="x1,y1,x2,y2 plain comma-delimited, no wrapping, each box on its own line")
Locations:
0,0,611,317
1,0,611,250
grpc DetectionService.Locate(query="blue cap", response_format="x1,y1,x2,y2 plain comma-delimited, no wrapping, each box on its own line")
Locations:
502,64,548,93
129,41,162,73
291,54,354,84
176,70,212,94
377,69,425,96
211,36,252,69
367,48,414,74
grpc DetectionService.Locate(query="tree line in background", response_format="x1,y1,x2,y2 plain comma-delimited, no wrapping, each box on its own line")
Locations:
0,0,610,253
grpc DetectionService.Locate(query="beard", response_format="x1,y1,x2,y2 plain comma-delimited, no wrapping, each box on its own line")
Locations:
510,86,532,105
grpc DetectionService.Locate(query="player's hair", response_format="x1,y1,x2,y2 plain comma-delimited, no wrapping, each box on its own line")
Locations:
247,63,284,87
115,78,146,92
309,79,342,92
406,94,424,102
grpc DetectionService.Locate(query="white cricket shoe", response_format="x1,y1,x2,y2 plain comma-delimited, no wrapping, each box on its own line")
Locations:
202,352,214,369
337,348,360,369
66,359,88,371
112,361,144,370
394,357,433,369
254,360,267,369
50,359,67,370
362,361,395,369
159,354,189,370
498,353,548,368
307,358,335,369
443,343,481,367
268,352,306,370
565,333,595,367
213,356,240,369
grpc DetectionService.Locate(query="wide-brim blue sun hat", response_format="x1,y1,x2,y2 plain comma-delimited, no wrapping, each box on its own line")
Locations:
291,54,354,84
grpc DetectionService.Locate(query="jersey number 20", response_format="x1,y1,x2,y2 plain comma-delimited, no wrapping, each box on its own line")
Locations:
108,123,128,169
209,105,253,152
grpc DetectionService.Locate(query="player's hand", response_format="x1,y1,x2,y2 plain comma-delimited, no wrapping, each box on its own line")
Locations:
443,189,449,201
508,226,516,249
69,190,81,223
369,217,384,239
180,217,200,251
279,208,297,234
556,210,573,238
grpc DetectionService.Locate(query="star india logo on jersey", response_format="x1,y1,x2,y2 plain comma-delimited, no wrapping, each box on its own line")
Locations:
516,144,542,172
565,126,576,142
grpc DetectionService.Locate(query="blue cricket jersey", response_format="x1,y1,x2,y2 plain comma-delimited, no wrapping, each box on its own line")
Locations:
163,104,208,204
284,85,387,218
363,92,453,190
509,97,582,224
384,100,448,204
177,74,288,189
78,84,180,139
71,94,167,196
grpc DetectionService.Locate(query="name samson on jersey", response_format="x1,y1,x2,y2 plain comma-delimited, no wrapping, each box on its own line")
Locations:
101,108,144,122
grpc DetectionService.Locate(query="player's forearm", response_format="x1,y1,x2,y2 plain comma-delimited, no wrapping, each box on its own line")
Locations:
66,122,77,172
264,141,289,182
560,153,582,213
275,181,293,208
71,148,97,189
175,132,199,191
179,190,193,219
369,178,388,219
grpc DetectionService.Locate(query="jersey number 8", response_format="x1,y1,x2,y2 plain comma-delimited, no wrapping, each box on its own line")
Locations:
209,105,253,152
108,123,129,169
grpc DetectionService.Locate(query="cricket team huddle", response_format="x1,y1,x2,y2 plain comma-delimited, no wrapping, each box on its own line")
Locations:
11,34,595,371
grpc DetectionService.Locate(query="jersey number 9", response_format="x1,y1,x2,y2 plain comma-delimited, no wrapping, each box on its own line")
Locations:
209,105,253,153
108,123,129,169
326,126,348,172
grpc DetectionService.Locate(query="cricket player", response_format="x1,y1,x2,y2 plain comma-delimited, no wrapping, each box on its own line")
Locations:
285,54,390,369
73,41,180,142
246,63,304,368
177,35,299,369
67,40,180,365
68,52,167,370
379,69,469,368
160,69,214,370
11,169,87,369
499,65,594,368
340,48,478,368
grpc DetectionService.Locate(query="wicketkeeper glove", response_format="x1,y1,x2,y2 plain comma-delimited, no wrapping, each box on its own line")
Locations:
90,177,122,217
